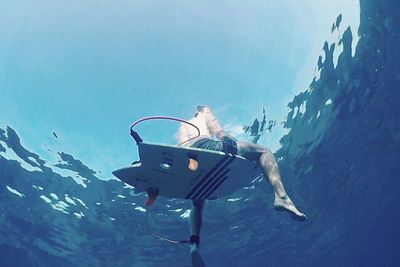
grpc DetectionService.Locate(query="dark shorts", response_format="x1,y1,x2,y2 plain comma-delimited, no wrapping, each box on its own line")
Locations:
191,138,223,152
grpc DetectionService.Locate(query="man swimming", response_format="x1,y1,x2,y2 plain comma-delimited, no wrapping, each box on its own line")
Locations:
177,106,307,267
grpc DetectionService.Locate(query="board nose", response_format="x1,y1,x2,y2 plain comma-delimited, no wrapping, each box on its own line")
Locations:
112,167,129,180
113,161,142,180
111,169,120,178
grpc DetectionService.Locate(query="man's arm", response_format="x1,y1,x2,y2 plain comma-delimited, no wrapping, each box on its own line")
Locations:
215,129,236,141
204,107,238,154
204,109,237,141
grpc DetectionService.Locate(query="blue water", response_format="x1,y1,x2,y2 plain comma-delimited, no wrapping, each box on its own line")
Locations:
1,0,400,266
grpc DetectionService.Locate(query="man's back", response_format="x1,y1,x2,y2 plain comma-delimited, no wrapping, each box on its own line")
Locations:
177,107,221,146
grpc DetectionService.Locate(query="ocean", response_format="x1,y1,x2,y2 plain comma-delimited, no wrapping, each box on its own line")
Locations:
1,0,399,266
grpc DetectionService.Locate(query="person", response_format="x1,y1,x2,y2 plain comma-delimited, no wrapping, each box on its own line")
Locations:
177,106,307,267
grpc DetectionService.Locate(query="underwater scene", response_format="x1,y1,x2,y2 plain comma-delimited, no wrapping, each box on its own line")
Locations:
1,0,399,266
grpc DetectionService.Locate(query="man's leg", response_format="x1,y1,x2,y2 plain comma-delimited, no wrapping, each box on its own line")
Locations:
189,200,206,267
237,141,307,221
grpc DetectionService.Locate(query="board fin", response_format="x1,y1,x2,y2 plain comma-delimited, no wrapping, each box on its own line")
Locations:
144,188,159,207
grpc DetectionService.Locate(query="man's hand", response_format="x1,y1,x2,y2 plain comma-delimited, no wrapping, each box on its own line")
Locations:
221,135,238,155
215,130,236,141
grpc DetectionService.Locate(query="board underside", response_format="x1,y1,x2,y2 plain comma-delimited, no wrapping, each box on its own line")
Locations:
113,142,261,200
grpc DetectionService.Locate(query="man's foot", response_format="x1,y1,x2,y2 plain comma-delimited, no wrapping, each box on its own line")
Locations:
190,244,206,267
274,196,307,221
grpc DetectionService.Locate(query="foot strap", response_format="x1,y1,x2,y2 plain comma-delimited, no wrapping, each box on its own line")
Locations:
190,235,200,246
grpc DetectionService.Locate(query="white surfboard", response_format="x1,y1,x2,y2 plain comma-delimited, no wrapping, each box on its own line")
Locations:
112,142,261,200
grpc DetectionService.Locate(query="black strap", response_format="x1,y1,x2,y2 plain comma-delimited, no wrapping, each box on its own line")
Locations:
221,136,238,155
130,129,143,145
190,235,200,246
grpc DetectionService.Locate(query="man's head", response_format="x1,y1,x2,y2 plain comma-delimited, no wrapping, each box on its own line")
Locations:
194,105,211,117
